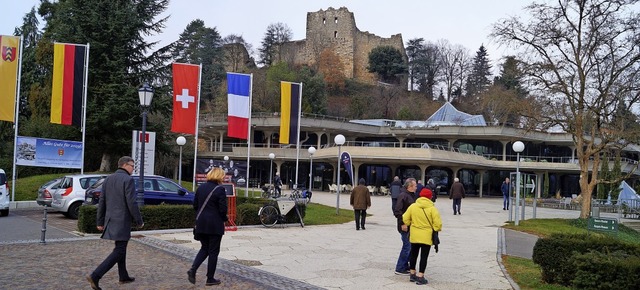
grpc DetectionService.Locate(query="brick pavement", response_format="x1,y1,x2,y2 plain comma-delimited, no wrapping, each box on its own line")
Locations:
0,236,322,290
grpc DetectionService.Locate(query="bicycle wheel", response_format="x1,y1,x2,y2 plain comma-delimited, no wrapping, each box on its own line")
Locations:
261,190,270,198
259,205,279,227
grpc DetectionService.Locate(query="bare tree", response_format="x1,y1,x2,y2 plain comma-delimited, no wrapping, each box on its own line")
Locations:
222,34,254,72
492,0,640,218
437,40,471,102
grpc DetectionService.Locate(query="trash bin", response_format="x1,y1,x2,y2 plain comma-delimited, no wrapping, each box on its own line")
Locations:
592,206,600,218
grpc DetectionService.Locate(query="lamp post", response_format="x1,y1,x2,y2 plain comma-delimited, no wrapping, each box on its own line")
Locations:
334,134,345,214
268,153,275,184
137,83,154,207
176,136,186,187
308,147,316,190
513,141,525,226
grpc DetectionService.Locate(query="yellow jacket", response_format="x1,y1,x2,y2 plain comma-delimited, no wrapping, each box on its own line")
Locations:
402,197,442,245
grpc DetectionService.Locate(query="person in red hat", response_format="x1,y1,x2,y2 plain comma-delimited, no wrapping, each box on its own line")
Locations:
402,188,442,285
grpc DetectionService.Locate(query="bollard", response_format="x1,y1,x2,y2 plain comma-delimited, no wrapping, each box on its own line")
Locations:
40,206,48,243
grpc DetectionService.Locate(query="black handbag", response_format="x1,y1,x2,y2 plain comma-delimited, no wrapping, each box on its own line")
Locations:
422,208,440,252
193,185,220,240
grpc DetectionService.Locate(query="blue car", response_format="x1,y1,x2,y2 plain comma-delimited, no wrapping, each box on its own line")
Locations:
85,175,194,205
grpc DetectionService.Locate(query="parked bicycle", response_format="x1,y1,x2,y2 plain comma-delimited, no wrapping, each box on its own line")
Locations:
258,192,307,228
261,184,281,198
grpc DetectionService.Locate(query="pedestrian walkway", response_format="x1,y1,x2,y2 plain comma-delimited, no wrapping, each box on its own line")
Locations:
154,192,523,289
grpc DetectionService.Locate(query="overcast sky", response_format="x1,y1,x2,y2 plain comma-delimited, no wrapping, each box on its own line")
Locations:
3,0,532,74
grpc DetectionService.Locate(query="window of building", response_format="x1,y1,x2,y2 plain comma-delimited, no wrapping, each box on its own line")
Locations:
334,31,338,38
334,17,338,23
323,18,326,24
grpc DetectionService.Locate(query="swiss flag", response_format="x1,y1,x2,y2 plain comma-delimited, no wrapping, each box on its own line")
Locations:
171,63,200,134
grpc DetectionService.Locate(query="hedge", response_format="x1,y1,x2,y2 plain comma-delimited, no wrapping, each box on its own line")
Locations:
571,250,640,290
77,197,307,233
532,233,640,287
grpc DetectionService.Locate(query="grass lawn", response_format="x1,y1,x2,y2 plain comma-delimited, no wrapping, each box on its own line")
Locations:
304,203,354,225
502,218,640,288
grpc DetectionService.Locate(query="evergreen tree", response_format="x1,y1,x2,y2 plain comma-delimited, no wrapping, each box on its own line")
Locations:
298,67,327,115
37,0,172,171
367,46,407,84
611,152,623,200
405,38,426,91
13,7,43,118
258,22,292,66
464,45,492,99
172,19,225,103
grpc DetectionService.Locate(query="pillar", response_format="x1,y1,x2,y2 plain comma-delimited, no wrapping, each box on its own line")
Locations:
500,140,509,161
397,137,405,148
448,139,458,151
478,170,486,198
353,161,362,184
418,164,428,184
218,131,225,152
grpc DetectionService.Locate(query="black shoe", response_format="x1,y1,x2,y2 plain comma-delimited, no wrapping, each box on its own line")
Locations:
119,277,135,284
356,228,360,230
458,211,461,215
453,212,456,215
394,269,410,275
503,208,506,210
409,274,417,282
361,226,365,230
206,278,221,286
415,276,428,285
187,269,196,284
86,275,102,290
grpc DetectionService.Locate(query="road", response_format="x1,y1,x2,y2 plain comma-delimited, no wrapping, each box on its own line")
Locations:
0,207,77,243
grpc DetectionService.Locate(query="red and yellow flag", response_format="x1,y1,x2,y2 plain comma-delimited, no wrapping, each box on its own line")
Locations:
0,35,20,122
51,43,87,126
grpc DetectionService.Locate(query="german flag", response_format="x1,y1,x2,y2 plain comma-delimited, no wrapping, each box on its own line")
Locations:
279,81,301,144
51,43,87,126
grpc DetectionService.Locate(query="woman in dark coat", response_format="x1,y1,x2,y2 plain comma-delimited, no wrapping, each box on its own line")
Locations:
188,167,228,286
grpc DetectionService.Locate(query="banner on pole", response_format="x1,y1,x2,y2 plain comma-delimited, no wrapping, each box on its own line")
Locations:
15,136,83,169
341,151,354,186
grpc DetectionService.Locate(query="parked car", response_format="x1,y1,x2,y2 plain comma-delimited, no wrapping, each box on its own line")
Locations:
36,178,62,207
51,174,107,219
85,175,194,205
0,169,9,216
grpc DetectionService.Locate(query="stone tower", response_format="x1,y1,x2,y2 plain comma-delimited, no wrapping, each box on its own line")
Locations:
279,7,406,83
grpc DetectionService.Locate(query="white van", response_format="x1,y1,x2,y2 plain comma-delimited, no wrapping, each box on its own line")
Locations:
0,169,9,216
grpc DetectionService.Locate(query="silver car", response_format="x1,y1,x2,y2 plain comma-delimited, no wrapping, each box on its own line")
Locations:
36,178,62,207
51,174,107,219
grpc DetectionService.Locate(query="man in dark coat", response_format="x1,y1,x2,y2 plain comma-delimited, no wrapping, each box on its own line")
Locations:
87,156,144,290
501,177,510,210
392,178,417,275
389,176,403,213
449,177,466,215
274,172,283,197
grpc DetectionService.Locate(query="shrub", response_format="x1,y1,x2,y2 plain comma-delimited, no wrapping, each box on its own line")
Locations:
532,233,640,285
78,204,194,234
236,203,261,225
571,250,640,290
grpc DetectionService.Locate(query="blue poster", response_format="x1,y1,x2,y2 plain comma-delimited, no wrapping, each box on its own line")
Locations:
15,136,83,169
341,151,354,186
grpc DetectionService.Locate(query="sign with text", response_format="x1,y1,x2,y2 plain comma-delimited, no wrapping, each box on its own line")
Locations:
15,136,83,169
131,130,155,176
588,217,618,232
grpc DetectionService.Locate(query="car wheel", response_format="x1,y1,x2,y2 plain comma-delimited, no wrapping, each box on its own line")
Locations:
67,202,81,219
0,209,8,217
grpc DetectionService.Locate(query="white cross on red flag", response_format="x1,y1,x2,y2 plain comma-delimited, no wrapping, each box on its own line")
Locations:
171,63,200,134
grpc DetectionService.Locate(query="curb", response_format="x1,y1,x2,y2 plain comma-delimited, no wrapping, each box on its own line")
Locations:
497,227,520,290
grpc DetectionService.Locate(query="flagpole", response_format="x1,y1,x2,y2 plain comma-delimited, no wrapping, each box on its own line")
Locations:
245,73,253,197
80,43,90,174
192,63,203,192
294,82,303,190
10,36,24,202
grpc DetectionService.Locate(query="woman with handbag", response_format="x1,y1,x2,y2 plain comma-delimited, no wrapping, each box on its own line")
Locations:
188,167,228,286
402,188,442,285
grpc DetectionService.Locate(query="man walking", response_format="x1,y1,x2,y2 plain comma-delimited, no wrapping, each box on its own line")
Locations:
393,178,417,275
449,177,465,215
274,172,283,197
87,156,144,290
501,177,510,210
350,178,371,230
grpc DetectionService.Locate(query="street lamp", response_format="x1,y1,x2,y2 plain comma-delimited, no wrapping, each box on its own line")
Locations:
137,83,154,206
176,136,186,187
513,141,525,226
268,153,275,184
308,147,316,190
334,134,345,214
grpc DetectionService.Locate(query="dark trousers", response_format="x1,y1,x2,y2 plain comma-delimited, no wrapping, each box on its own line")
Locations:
92,240,129,280
354,209,366,229
409,243,431,273
391,198,397,213
452,198,462,214
191,234,223,281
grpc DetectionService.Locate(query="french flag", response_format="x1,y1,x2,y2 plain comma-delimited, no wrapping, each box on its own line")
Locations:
227,73,252,139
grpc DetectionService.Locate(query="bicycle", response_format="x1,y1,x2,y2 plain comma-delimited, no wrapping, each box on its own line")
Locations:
261,184,280,198
258,192,307,228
